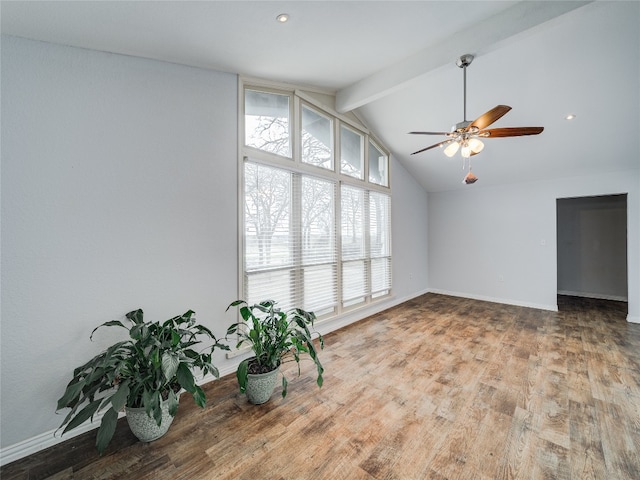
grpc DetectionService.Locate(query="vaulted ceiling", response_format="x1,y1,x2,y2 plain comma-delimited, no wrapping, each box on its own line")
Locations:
2,1,638,192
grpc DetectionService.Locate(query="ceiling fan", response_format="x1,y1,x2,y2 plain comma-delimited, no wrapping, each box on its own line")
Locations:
409,54,543,184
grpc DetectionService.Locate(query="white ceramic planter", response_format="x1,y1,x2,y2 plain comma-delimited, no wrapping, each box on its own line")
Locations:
245,368,279,404
125,400,175,442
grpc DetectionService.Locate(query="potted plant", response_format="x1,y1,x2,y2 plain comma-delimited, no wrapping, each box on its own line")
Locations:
56,309,228,454
226,299,324,404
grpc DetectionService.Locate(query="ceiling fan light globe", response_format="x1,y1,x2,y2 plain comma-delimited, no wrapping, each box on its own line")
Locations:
461,144,472,158
443,142,460,157
469,138,484,153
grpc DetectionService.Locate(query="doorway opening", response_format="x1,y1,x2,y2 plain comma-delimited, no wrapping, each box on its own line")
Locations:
556,194,628,313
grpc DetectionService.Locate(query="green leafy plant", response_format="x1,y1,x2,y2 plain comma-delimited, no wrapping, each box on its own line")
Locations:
226,299,324,398
56,309,229,454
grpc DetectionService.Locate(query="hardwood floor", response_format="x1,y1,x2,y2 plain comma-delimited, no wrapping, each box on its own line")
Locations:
3,294,639,479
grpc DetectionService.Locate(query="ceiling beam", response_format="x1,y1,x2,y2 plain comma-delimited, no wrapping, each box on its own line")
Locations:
335,1,592,113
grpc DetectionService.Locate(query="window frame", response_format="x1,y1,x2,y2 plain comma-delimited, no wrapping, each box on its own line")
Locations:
238,77,392,323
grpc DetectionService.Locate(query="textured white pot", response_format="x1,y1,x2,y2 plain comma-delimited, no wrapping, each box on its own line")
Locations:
125,400,175,442
246,368,279,404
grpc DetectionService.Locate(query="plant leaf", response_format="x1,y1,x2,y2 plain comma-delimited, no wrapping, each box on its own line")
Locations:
167,389,179,417
176,362,195,393
126,309,144,325
152,390,162,426
237,359,248,394
62,399,102,434
161,352,180,381
192,385,206,408
110,380,130,412
281,375,288,398
90,321,126,341
226,300,246,311
96,408,118,455
56,380,85,410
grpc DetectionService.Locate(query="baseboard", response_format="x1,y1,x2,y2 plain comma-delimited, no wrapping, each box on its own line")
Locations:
0,365,239,467
557,290,628,302
0,409,125,467
427,289,558,312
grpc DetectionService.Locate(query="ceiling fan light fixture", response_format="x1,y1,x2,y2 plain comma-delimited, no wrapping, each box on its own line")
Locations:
468,138,484,153
444,141,460,157
461,142,472,158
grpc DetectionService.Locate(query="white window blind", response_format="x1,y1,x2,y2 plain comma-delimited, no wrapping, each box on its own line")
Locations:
341,185,392,308
370,191,392,297
244,161,337,315
341,185,367,307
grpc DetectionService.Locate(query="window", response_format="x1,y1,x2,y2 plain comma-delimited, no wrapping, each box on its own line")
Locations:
241,83,391,320
244,89,291,158
340,125,364,180
368,139,389,187
301,105,333,170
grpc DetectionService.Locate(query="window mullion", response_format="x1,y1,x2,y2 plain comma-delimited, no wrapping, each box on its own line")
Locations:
291,173,303,307
335,182,344,316
293,94,301,165
364,189,372,305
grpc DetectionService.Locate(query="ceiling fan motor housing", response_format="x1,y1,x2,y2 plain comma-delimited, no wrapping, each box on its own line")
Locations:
453,120,472,132
456,54,474,68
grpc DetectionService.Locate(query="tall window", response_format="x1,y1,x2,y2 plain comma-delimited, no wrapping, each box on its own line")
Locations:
242,84,391,320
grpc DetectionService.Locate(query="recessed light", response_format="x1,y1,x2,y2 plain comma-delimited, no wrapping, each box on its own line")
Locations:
276,13,289,23
565,114,576,120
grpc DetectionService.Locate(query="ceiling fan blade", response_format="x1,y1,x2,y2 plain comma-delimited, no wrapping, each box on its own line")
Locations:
411,140,451,156
481,127,544,138
408,131,450,136
469,105,512,130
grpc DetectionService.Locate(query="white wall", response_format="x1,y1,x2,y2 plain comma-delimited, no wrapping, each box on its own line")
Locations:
389,156,429,298
0,36,430,460
557,195,628,301
0,35,239,455
428,169,639,321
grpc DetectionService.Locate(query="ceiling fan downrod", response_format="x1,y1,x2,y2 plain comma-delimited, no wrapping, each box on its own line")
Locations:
456,54,474,126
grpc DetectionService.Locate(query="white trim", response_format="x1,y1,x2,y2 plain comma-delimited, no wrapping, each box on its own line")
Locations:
296,90,369,134
627,315,640,324
557,290,628,302
241,75,335,97
0,409,121,467
427,288,558,312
